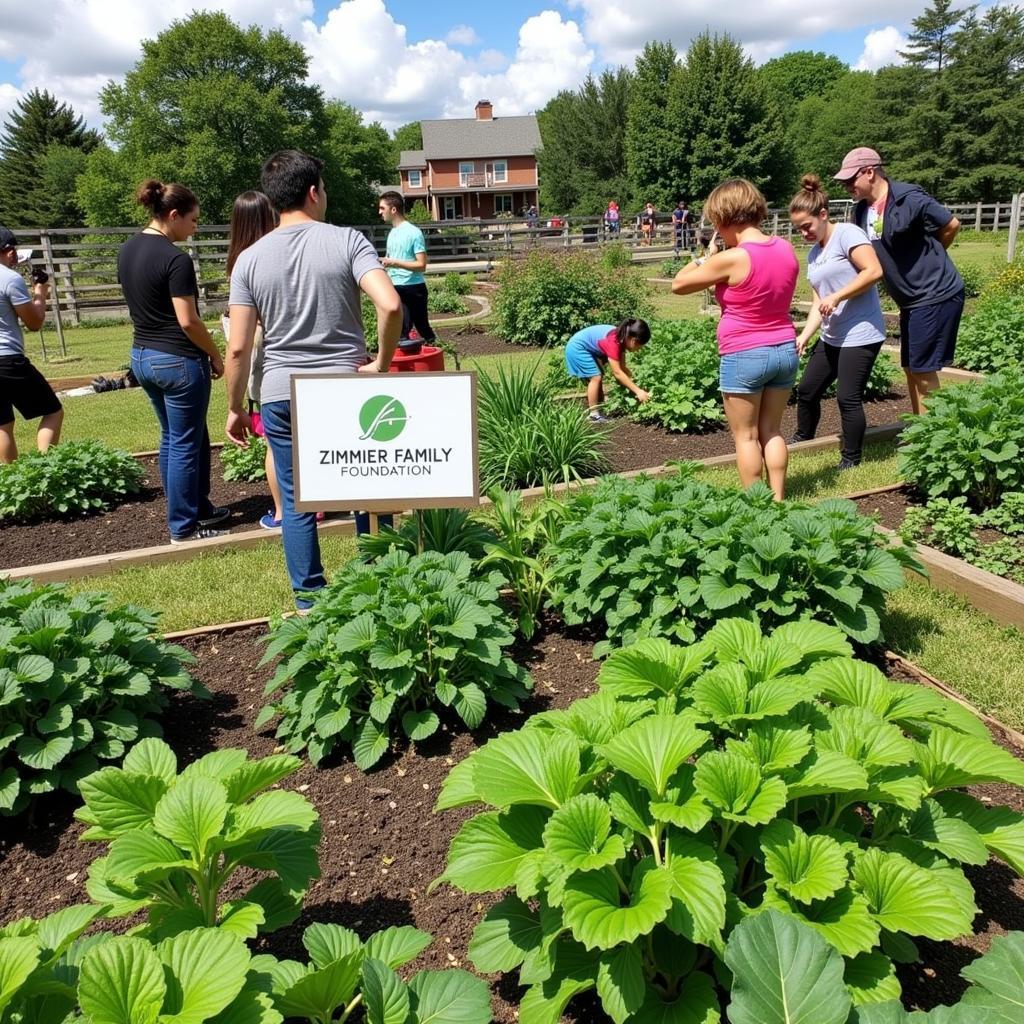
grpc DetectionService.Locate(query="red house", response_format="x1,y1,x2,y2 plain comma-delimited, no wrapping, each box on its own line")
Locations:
397,100,541,220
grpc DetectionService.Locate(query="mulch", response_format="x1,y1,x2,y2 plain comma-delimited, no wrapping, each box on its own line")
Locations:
1,621,1022,1018
436,324,520,358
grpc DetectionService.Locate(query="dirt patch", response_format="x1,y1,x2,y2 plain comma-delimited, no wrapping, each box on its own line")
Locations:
435,324,527,359
854,486,913,530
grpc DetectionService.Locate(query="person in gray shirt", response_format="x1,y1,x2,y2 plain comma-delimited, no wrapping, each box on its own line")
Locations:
226,150,402,610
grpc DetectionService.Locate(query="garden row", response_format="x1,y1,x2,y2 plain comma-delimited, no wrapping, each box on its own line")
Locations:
4,445,1024,1020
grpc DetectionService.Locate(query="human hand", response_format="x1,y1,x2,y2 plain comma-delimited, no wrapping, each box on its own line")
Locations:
358,359,386,374
226,409,252,447
210,354,225,379
707,232,721,256
636,388,651,403
796,335,809,357
380,257,394,268
819,293,841,317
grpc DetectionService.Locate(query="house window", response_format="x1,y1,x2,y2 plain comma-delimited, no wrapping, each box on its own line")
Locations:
459,161,475,186
492,160,508,183
408,169,422,188
443,197,460,220
494,194,513,214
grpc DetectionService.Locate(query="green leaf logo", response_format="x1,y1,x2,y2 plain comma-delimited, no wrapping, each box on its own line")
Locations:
359,395,408,441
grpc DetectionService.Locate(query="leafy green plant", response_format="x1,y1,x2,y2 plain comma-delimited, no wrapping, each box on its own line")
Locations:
477,361,609,490
900,497,980,559
898,370,1024,510
953,294,1024,373
259,550,532,770
427,290,469,315
600,242,633,271
969,537,1024,583
543,469,919,655
492,249,653,345
604,318,723,432
0,440,144,522
441,271,473,295
954,260,988,299
981,491,1024,535
0,580,201,816
982,256,1024,300
76,737,320,938
798,345,901,402
221,435,269,482
434,617,1024,1023
660,255,691,276
355,508,497,561
253,921,491,1024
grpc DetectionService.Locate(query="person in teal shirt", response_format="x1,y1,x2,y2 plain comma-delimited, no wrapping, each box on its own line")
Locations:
378,191,436,347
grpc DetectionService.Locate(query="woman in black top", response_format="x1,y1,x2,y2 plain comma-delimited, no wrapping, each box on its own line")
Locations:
118,179,227,542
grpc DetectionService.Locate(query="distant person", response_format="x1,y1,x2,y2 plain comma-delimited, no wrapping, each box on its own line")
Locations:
789,174,886,470
564,318,651,423
834,146,963,414
526,204,539,228
118,180,228,543
604,201,620,236
671,178,799,500
672,201,688,255
0,227,63,464
378,190,436,351
226,150,402,611
640,202,656,246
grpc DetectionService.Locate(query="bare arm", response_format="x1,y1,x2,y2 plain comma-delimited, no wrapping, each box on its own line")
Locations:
797,288,823,355
817,243,884,316
671,248,745,296
380,251,427,272
358,268,403,373
171,295,223,376
223,304,258,446
13,280,49,332
606,357,650,402
937,216,960,250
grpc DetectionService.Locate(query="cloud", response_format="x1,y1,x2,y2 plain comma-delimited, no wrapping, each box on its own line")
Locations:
0,84,22,129
446,25,481,47
854,26,908,71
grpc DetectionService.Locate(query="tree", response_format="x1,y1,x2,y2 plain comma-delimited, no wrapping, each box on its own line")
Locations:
393,122,423,153
669,33,789,204
537,67,633,215
77,11,328,225
900,0,975,73
320,101,396,224
0,89,99,227
625,42,682,209
757,51,849,120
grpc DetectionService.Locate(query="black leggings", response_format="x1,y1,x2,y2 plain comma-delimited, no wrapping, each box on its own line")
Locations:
795,341,882,462
394,283,436,342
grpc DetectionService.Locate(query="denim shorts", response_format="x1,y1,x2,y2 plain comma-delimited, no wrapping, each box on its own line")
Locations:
719,341,799,394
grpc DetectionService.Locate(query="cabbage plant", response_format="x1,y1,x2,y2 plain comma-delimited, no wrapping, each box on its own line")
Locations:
434,618,1024,1023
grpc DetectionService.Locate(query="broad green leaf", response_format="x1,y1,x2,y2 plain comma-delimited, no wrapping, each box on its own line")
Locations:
815,707,914,770
598,714,708,797
845,951,901,1006
407,968,493,1023
852,848,977,940
105,830,194,884
353,718,390,770
78,936,165,1024
517,943,597,1024
649,765,712,833
178,749,248,783
693,663,808,723
207,980,281,1024
153,776,229,862
123,739,178,787
222,755,301,804
16,654,54,683
440,806,547,892
226,790,318,844
0,936,41,1017
84,855,151,917
598,637,707,698
334,612,377,652
362,957,410,1024
275,952,362,1021
77,769,168,835
365,926,433,970
453,683,487,728
157,927,250,1024
727,723,813,775
918,728,1024,792
784,752,868,800
16,733,73,770
562,858,674,950
238,826,320,893
936,792,1024,875
0,767,20,812
596,944,644,1024
693,749,787,825
804,660,896,717
960,931,1024,1022
705,617,763,662
542,794,626,873
904,799,989,865
771,620,852,661
434,757,481,812
218,901,266,938
301,923,361,969
630,970,720,1023
242,878,304,934
762,884,880,957
403,710,440,741
468,897,545,973
664,835,726,948
470,729,582,809
35,903,105,957
761,821,849,903
724,909,851,1024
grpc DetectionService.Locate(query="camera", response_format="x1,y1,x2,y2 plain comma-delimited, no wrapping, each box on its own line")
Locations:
30,267,49,285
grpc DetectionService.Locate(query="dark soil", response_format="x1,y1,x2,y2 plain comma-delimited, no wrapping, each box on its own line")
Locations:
0,451,347,570
2,622,1022,1019
436,323,522,358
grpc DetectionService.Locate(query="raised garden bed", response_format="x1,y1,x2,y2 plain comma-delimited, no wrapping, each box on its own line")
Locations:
2,620,1021,1020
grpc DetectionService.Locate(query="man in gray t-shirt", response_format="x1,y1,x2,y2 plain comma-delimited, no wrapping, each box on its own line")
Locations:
226,151,402,608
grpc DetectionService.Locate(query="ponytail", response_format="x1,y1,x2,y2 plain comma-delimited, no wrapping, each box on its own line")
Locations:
136,178,198,220
616,318,651,348
790,173,829,217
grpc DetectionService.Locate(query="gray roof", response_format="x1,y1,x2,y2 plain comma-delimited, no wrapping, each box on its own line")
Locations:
421,115,541,160
398,150,426,170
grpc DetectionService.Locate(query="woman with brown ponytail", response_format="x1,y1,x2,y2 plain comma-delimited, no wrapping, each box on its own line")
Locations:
789,174,886,470
118,179,228,543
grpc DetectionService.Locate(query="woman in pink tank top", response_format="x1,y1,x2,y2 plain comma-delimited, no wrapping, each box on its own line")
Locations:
672,179,799,499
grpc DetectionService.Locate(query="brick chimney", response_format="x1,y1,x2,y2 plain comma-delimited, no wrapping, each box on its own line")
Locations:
475,99,493,121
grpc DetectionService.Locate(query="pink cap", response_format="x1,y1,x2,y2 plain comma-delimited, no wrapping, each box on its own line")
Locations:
833,147,882,181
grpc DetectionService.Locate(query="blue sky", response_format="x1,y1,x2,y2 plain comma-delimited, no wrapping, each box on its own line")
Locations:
0,0,926,131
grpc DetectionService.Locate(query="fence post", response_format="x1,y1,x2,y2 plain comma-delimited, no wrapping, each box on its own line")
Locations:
188,242,206,313
63,259,80,327
975,202,983,231
1008,193,1022,264
993,202,1001,231
39,231,67,358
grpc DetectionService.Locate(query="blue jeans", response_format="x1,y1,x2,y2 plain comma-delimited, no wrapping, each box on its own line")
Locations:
260,400,326,605
131,347,215,539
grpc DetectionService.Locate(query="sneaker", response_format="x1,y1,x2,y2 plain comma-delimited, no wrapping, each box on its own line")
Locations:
837,458,860,471
790,432,810,444
199,506,230,527
169,527,228,544
260,512,282,530
588,413,610,424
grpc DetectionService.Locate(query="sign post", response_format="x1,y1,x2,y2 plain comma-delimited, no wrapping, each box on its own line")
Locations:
290,371,479,513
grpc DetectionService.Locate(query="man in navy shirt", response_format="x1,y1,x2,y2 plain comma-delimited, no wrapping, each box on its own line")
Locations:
834,147,963,414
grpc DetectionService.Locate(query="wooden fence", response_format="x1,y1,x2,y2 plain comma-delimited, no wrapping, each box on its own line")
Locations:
13,195,1023,351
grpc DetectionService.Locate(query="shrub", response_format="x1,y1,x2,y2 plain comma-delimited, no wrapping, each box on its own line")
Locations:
0,440,144,522
981,491,1024,535
355,507,497,561
542,469,919,655
604,318,723,432
660,255,691,276
492,249,653,345
478,361,609,490
434,617,1024,1023
259,550,532,770
982,257,1024,299
221,435,268,482
797,344,901,402
898,370,1024,510
953,293,1024,373
600,241,632,271
0,580,201,816
78,737,320,937
427,290,469,315
442,270,473,294
954,260,988,298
